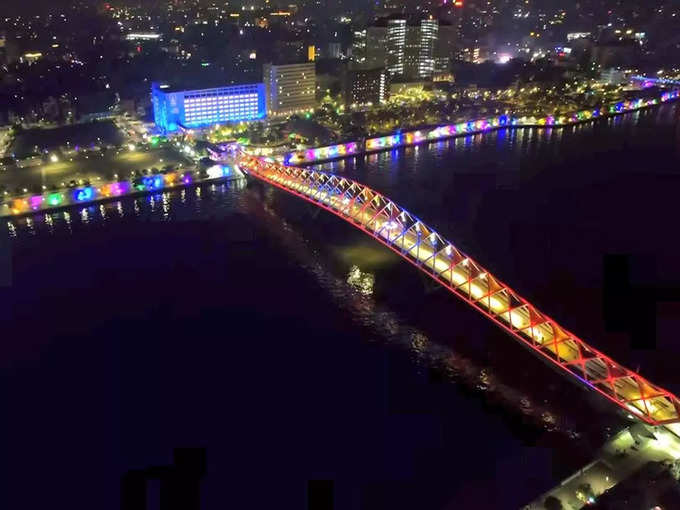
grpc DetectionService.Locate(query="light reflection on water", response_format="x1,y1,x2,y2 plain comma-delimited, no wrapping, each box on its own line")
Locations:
243,189,581,439
5,179,247,237
7,178,580,438
7,107,673,449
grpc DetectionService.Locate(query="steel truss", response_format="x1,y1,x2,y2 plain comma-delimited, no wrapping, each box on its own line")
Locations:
238,154,680,425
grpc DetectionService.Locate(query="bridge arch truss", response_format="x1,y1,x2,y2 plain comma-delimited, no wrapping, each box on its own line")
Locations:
238,154,680,426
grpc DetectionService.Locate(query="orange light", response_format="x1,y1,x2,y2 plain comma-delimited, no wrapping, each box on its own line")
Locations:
11,199,28,214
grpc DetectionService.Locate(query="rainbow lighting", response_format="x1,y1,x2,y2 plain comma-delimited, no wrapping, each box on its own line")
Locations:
284,141,360,165
100,182,132,197
2,164,246,218
4,88,679,219
284,89,678,166
240,152,680,428
366,133,402,151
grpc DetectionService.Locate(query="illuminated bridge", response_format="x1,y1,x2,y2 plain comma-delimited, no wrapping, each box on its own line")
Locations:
238,153,680,429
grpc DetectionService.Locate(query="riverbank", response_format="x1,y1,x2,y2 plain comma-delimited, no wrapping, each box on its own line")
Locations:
524,424,680,509
281,90,680,166
0,163,244,219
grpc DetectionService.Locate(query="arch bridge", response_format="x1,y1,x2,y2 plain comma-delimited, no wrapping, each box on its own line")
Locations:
237,154,680,428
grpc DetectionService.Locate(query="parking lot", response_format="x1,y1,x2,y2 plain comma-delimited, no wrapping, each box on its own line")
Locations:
0,146,192,193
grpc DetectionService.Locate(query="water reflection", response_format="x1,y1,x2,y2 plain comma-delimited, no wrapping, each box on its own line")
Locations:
240,187,584,440
7,106,672,450
346,265,375,295
5,179,247,238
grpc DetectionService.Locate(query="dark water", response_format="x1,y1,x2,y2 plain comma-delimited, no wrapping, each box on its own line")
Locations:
2,104,679,510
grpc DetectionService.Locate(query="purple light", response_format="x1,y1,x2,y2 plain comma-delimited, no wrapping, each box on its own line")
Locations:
29,195,43,209
111,182,130,195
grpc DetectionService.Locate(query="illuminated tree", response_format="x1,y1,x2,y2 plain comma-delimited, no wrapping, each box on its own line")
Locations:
575,483,595,503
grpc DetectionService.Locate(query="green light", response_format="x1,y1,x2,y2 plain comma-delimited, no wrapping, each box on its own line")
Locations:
135,184,145,191
47,193,63,206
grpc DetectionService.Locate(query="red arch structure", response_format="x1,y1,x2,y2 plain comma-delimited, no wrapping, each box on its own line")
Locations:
238,154,680,426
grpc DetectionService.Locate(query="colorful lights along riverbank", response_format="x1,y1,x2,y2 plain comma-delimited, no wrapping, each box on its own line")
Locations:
283,90,679,165
3,89,679,218
3,165,240,218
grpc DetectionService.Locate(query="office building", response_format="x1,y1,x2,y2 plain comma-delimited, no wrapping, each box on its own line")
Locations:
386,18,407,76
367,15,449,80
435,21,456,73
351,30,367,65
366,27,387,69
418,18,438,78
151,82,266,133
343,68,389,107
328,42,341,59
263,63,316,116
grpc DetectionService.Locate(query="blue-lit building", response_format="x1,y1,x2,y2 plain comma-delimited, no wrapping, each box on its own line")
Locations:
152,82,266,133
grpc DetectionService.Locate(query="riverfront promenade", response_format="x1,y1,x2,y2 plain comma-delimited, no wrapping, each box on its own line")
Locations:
525,424,680,509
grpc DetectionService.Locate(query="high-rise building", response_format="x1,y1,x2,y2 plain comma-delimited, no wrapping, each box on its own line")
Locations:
435,21,456,73
366,26,387,69
328,42,341,59
418,18,438,78
351,30,367,65
151,82,266,134
368,15,448,80
386,18,407,76
343,68,389,107
263,63,317,116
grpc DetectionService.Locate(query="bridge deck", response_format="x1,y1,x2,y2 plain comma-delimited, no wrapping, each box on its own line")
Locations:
239,154,680,427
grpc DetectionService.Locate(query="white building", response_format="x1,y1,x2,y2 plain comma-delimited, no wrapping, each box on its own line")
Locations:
263,63,317,116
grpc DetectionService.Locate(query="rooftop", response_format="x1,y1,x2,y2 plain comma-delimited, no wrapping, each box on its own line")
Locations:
153,81,263,95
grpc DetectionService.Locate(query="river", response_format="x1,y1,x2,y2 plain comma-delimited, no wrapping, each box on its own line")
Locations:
2,103,679,509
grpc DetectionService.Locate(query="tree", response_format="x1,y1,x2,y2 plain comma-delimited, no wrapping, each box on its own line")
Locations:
575,483,595,503
670,459,680,480
543,495,563,510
